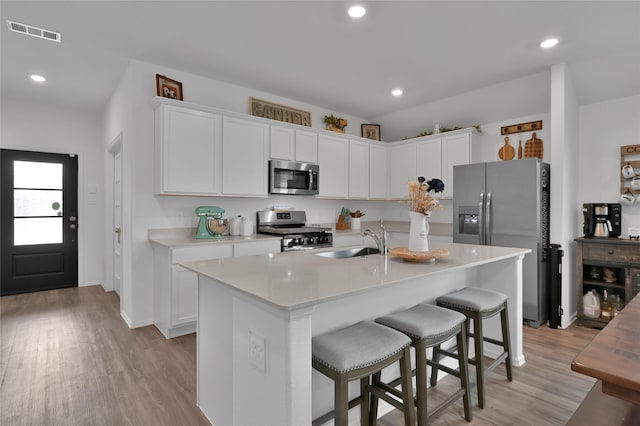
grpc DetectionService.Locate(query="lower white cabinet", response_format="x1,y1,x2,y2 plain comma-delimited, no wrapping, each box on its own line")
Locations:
152,239,280,338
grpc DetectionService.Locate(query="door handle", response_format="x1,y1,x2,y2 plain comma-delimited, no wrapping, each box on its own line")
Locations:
115,227,121,243
478,192,485,245
486,192,492,246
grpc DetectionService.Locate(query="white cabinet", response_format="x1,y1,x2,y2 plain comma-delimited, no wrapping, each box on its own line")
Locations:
154,103,221,195
349,139,370,199
369,144,388,199
270,126,295,161
416,138,442,183
270,126,318,164
152,243,233,338
389,129,473,199
222,117,269,197
295,130,318,163
151,238,280,339
318,134,349,198
441,132,471,198
389,143,417,199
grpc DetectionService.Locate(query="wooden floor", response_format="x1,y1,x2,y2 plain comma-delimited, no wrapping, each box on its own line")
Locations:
1,285,599,425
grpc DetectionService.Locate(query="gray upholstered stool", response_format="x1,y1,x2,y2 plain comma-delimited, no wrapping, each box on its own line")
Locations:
435,287,512,409
374,304,472,426
312,320,415,426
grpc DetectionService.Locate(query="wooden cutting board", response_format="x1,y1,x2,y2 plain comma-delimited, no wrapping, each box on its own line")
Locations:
389,247,450,262
499,136,515,160
524,132,543,159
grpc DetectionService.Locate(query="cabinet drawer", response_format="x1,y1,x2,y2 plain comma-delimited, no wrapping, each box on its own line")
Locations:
171,244,233,264
582,243,640,264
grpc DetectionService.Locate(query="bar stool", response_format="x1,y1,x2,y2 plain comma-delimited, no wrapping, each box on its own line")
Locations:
312,320,416,426
435,287,512,409
374,304,472,426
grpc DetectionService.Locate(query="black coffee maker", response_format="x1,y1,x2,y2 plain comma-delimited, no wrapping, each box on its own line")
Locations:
583,203,621,238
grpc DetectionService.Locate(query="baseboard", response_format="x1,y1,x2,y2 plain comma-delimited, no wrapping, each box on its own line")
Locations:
120,310,153,329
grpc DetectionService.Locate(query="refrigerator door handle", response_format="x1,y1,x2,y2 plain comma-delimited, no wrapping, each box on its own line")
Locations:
478,192,485,245
486,192,492,246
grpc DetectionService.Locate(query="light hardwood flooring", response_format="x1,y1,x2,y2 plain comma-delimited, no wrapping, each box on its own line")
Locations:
1,285,599,425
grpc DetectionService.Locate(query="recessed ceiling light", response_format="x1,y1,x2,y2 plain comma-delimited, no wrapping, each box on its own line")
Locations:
392,89,403,96
30,74,46,82
348,5,366,18
540,38,559,48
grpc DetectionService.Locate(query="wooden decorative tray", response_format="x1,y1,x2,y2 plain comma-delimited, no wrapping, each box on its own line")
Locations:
388,247,450,263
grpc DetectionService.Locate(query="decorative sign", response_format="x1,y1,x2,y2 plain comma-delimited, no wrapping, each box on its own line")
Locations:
249,97,311,127
500,120,542,135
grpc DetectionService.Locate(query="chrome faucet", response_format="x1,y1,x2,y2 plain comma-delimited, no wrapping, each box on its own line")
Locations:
362,220,388,254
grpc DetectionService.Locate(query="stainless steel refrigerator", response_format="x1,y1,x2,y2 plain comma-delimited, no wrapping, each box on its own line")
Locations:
453,158,550,327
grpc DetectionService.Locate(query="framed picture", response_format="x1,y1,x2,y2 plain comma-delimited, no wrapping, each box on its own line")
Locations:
156,74,183,101
361,124,381,141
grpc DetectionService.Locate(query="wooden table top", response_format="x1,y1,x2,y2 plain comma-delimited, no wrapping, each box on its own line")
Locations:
571,292,640,405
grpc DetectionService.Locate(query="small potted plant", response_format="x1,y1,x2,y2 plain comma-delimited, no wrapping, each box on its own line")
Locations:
324,114,348,133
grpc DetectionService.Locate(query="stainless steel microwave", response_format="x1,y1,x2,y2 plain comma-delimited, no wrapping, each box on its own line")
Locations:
269,160,319,195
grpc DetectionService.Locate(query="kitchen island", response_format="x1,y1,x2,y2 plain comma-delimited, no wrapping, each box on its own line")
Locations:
182,242,530,426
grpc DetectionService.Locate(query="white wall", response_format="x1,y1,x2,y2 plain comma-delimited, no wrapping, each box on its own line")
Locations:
550,63,580,328
579,95,640,235
1,96,105,287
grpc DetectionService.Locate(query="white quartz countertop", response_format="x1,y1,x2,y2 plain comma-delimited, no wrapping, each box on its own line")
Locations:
148,228,280,247
181,242,530,311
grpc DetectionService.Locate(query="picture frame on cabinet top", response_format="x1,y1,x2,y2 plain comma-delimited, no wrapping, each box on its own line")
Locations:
156,74,183,101
361,124,381,141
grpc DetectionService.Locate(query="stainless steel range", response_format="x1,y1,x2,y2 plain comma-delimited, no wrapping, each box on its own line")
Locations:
257,210,333,252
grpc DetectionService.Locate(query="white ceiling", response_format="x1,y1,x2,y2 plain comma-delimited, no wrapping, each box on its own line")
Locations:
1,1,639,118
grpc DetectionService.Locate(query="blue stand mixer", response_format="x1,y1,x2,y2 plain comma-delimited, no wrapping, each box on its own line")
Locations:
195,206,228,239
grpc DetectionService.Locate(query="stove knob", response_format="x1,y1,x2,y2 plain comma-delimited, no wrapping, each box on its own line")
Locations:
287,240,296,247
308,237,315,245
318,236,325,244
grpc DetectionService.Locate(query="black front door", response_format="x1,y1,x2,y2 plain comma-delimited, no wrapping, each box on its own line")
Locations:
1,149,79,295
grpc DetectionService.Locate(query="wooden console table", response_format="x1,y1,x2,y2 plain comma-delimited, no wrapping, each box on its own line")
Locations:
571,292,640,405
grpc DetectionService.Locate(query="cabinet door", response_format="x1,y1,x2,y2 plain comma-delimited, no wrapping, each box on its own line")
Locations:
270,126,295,160
416,138,442,183
170,265,198,327
295,130,318,164
369,144,387,199
349,140,370,199
318,134,348,198
442,133,471,198
222,117,269,196
389,143,417,199
157,105,221,195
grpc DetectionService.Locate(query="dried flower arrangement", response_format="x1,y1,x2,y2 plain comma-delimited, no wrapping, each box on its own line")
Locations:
323,114,348,130
408,177,445,216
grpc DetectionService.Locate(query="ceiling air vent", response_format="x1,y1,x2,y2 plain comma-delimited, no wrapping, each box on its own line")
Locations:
6,20,61,42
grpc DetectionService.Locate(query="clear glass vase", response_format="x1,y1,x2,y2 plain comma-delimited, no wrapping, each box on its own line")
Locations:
408,211,429,252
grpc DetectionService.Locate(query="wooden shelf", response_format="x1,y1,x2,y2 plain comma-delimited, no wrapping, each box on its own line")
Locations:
620,144,640,195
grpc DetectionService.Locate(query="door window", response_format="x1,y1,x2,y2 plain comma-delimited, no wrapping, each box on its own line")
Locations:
12,161,64,245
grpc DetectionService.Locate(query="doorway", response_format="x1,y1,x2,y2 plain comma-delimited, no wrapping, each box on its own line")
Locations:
0,149,79,295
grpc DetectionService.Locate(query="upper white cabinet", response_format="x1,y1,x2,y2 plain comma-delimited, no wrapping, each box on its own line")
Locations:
441,132,471,198
294,130,318,163
349,139,370,199
369,144,387,199
389,129,473,199
270,125,318,164
389,143,417,199
222,117,269,197
318,134,348,198
154,103,222,195
416,138,442,184
269,126,295,161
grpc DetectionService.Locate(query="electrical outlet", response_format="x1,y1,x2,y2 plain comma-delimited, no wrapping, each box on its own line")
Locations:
249,331,265,372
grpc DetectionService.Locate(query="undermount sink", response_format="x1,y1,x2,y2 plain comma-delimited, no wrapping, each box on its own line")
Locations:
315,246,381,259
